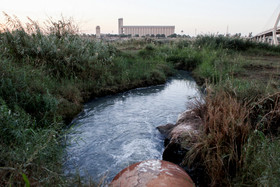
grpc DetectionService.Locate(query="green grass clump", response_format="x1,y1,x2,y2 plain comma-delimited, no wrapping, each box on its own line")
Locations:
0,58,60,127
0,98,63,186
234,132,280,186
166,47,202,71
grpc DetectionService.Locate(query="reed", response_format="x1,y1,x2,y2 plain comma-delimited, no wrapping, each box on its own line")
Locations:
184,90,251,186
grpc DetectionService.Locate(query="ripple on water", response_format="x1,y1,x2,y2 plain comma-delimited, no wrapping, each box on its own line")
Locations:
64,71,202,182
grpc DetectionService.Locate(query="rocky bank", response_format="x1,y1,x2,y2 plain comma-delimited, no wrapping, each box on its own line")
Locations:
157,109,205,185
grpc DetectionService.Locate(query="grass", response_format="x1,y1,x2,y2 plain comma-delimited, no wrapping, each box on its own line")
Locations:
1,13,280,186
0,98,64,186
184,90,251,186
0,14,175,185
112,36,280,186
234,132,280,186
180,36,280,186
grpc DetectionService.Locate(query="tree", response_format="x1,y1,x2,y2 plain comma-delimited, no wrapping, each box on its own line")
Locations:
248,32,252,38
168,33,177,38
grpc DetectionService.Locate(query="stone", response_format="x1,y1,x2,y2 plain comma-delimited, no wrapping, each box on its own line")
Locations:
157,110,201,143
162,142,189,165
157,110,204,186
110,160,194,187
156,123,176,138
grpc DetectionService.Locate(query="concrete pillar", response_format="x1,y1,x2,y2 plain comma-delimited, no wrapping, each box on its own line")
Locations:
273,13,280,45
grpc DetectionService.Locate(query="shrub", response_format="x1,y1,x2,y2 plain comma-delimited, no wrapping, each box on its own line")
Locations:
166,47,202,71
194,35,280,53
138,44,157,58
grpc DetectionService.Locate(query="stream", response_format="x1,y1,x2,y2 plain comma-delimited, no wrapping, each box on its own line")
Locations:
64,71,201,182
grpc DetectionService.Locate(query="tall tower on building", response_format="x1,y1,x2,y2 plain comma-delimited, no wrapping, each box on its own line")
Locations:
96,26,101,38
118,18,123,35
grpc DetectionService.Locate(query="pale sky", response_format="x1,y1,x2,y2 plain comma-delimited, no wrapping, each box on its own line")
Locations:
1,0,280,36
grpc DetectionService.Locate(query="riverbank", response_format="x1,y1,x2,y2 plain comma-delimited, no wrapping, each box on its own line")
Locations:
0,17,175,186
1,15,280,186
158,36,280,186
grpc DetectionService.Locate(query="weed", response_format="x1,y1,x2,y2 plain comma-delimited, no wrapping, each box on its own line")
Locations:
233,132,280,186
184,90,251,186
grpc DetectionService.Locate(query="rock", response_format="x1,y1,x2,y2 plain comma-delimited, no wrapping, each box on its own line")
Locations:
157,110,201,144
170,110,201,142
157,109,203,186
110,160,194,187
156,123,176,138
162,141,189,165
157,110,202,160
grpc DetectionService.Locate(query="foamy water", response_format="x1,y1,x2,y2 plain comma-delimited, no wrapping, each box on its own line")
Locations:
64,71,201,182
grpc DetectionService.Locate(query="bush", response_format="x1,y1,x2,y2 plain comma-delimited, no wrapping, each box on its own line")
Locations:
138,44,157,58
166,46,202,71
194,35,280,53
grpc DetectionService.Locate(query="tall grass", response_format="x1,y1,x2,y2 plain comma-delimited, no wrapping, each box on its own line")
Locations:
182,35,280,186
184,90,251,186
234,132,280,186
0,97,64,186
195,35,280,53
184,90,280,186
0,14,176,185
1,15,280,185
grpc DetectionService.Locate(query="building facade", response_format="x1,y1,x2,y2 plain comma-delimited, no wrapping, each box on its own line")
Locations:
118,18,175,37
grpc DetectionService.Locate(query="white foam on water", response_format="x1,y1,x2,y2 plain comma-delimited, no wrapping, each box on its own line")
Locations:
64,73,202,182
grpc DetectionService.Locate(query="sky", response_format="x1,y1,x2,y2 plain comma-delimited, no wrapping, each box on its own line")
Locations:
1,0,280,36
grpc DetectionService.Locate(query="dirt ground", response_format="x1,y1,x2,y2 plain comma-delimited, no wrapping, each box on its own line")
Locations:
236,55,280,86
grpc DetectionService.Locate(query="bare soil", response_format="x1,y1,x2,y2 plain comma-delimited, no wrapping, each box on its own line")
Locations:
236,55,280,85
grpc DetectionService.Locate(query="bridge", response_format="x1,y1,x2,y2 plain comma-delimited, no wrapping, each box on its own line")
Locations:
252,26,280,45
252,12,280,45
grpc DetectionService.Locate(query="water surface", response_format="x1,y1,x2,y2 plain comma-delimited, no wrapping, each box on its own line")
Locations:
64,71,201,182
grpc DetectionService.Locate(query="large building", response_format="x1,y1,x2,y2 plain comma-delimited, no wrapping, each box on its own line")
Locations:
118,18,175,37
